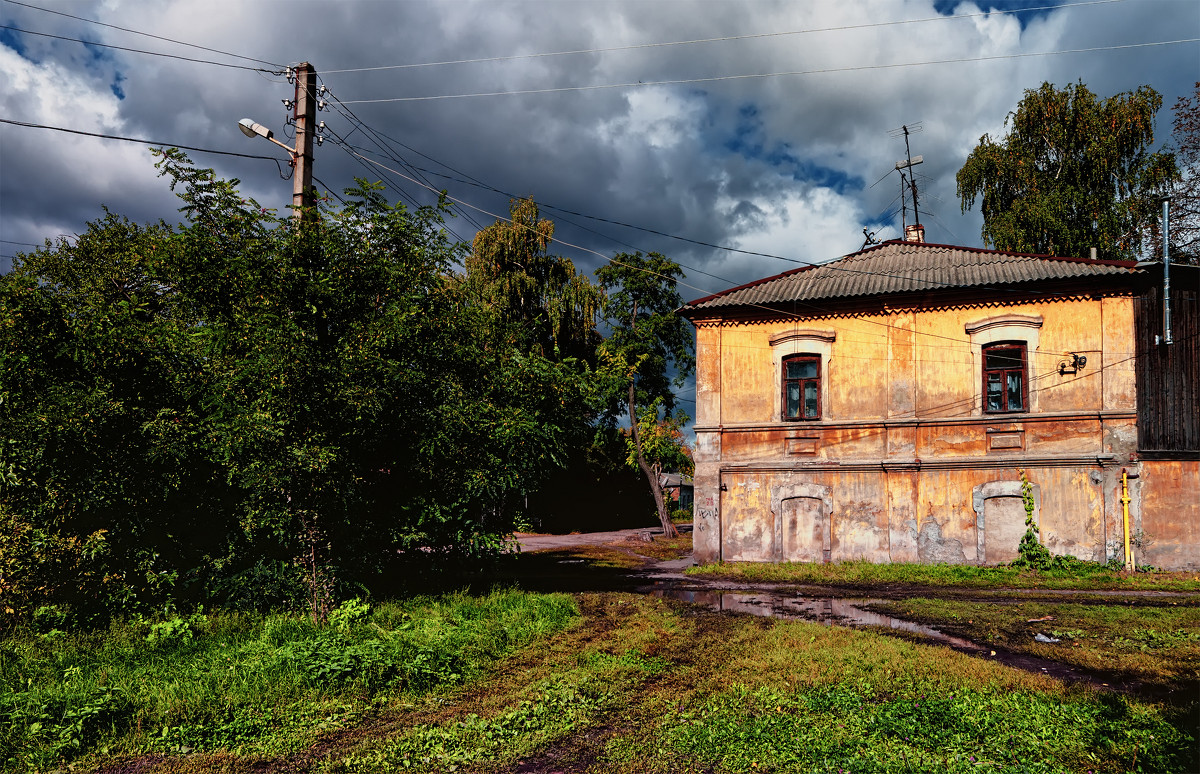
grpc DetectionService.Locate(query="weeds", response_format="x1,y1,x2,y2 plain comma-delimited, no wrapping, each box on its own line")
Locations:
0,589,577,772
4,589,1196,773
688,558,1200,592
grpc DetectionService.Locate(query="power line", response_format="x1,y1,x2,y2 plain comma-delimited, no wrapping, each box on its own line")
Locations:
335,130,1112,310
314,86,1140,340
0,23,279,73
0,0,283,67
334,144,1123,356
335,38,1199,104
320,93,488,232
0,119,288,173
311,175,349,207
320,0,1124,74
316,94,744,286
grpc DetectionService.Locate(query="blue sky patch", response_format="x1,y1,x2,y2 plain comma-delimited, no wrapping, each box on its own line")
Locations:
721,104,863,194
111,71,126,100
933,0,1061,28
0,25,29,58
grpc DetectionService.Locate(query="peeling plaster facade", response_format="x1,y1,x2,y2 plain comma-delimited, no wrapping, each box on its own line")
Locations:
683,242,1199,570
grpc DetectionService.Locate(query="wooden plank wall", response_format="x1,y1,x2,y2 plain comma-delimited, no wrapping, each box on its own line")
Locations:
1134,266,1200,454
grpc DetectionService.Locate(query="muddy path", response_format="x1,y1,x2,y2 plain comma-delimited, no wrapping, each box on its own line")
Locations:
507,531,1198,701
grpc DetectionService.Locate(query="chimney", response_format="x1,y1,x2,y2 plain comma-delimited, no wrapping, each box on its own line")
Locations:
904,223,925,243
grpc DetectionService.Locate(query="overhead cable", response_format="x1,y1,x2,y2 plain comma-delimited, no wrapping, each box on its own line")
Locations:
0,118,288,174
0,23,280,73
0,0,283,67
316,92,1134,315
335,38,1199,103
333,144,1111,354
320,0,1123,74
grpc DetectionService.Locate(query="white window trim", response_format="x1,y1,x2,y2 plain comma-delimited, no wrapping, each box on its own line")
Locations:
965,314,1042,416
769,329,835,421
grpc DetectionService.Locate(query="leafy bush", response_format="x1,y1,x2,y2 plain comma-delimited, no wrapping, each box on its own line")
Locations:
144,610,207,647
328,598,371,632
0,590,578,770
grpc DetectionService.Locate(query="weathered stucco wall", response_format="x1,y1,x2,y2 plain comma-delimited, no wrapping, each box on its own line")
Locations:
710,297,1136,426
687,293,1182,567
1138,460,1200,571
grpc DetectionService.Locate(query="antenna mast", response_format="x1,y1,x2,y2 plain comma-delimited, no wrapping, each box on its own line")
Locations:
891,122,925,241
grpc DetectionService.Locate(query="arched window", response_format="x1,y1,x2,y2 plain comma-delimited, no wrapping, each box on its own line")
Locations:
782,354,821,420
982,342,1027,413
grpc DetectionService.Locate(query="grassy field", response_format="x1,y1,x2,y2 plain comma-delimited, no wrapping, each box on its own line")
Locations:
688,558,1200,593
0,590,578,772
2,590,1195,773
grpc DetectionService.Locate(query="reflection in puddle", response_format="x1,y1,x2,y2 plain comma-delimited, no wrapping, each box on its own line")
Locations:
653,587,983,652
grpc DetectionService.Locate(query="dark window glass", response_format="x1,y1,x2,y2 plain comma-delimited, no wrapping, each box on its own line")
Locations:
983,343,1026,413
783,355,821,420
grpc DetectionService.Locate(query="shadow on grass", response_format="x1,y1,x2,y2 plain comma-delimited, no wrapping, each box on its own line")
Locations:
366,545,651,600
476,548,649,594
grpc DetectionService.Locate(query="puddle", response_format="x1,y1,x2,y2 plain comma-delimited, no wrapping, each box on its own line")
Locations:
649,585,984,651
645,582,1136,692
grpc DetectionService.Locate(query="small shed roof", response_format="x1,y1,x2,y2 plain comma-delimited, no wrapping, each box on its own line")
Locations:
682,240,1141,312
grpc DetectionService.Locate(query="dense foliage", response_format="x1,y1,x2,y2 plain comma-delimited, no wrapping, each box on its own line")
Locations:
0,155,604,624
957,81,1178,259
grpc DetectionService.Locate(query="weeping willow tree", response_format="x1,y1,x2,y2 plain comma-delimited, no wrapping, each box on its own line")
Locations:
464,198,602,361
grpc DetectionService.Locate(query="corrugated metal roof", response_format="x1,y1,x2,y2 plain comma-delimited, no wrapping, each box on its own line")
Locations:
683,240,1141,312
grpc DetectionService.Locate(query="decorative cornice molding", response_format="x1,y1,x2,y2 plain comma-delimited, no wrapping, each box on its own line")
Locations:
685,293,1133,328
693,409,1136,434
768,329,836,346
719,453,1119,474
964,313,1043,336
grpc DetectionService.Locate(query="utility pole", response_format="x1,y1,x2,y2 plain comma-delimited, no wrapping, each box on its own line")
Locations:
292,62,317,219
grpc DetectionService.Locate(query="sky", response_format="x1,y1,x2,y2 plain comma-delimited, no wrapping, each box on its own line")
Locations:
1,0,1197,301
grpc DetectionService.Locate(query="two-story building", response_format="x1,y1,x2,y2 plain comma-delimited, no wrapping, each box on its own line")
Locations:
681,238,1198,569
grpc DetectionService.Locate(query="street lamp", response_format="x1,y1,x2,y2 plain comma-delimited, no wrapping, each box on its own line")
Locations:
238,62,317,220
238,118,296,156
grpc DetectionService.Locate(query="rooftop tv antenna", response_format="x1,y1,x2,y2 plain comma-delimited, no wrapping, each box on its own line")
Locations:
890,123,924,240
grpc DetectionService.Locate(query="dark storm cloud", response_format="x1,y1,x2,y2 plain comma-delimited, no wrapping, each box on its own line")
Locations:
2,0,1197,288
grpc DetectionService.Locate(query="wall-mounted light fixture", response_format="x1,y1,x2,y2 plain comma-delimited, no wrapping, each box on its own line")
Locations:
1058,353,1087,375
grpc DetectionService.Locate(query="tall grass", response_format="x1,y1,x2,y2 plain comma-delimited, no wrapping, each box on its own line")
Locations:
0,590,577,772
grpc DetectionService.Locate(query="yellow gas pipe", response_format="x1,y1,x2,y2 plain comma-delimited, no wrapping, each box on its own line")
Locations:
1121,469,1134,572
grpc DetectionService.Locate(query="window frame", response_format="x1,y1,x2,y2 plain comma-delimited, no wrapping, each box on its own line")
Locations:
781,353,822,421
982,341,1028,414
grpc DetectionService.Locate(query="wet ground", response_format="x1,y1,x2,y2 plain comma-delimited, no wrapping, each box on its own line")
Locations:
516,526,1197,697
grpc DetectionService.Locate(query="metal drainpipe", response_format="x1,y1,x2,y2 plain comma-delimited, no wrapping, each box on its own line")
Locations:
1163,198,1173,345
1121,469,1134,572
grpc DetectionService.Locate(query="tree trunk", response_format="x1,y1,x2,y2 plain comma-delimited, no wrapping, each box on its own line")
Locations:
628,381,679,539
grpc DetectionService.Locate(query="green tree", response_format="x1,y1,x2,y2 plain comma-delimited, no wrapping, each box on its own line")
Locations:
1169,82,1200,262
2,212,236,622
2,152,595,623
596,252,694,538
957,81,1178,259
465,197,603,361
